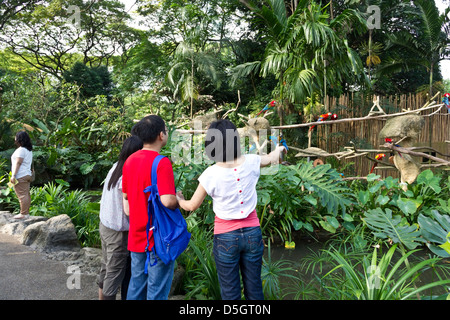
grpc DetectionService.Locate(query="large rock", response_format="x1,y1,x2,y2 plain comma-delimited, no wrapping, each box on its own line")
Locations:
0,214,48,236
379,114,425,142
21,214,81,253
378,114,425,188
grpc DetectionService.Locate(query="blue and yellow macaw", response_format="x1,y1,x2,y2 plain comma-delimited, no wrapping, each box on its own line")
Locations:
269,134,289,162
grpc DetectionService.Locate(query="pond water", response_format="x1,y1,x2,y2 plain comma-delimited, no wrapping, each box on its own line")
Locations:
263,235,450,300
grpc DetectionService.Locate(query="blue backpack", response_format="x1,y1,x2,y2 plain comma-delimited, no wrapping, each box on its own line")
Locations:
143,155,191,273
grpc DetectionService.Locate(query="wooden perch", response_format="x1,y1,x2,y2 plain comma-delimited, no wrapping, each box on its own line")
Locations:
381,143,450,166
271,103,445,130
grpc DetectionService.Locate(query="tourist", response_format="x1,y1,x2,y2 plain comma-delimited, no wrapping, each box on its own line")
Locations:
122,115,178,300
176,119,287,300
10,130,34,220
98,135,143,300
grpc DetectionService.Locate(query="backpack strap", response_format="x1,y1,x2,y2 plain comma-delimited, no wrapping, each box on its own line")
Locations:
151,155,166,187
144,154,167,273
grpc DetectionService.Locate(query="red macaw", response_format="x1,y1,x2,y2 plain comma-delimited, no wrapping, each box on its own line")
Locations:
257,100,277,116
370,153,385,174
385,138,403,158
309,113,338,132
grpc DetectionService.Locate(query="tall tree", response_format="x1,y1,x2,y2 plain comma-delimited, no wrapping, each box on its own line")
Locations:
0,0,138,79
237,0,367,109
385,0,450,96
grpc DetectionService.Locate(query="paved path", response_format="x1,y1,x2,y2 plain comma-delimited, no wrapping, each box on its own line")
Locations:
0,233,98,300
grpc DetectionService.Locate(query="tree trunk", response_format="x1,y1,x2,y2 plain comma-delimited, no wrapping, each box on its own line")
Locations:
429,62,434,97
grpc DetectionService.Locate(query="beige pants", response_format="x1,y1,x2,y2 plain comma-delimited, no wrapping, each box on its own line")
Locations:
98,222,129,298
13,175,32,215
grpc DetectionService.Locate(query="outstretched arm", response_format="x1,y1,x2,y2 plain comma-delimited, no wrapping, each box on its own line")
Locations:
176,183,207,212
260,145,287,167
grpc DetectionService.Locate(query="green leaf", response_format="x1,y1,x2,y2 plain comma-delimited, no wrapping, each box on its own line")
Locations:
418,210,450,258
375,195,390,206
416,169,441,193
292,219,303,231
369,181,384,193
327,216,340,229
383,176,398,190
319,220,336,233
396,198,421,215
55,179,70,187
438,240,450,255
303,222,314,232
358,190,370,205
304,194,317,206
294,162,353,216
80,162,96,175
366,173,380,182
32,118,50,134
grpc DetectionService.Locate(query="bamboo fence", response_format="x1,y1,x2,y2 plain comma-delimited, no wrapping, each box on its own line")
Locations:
313,93,450,178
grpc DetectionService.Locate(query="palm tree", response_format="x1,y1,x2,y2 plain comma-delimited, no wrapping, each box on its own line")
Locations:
236,0,367,117
386,0,450,96
166,18,219,118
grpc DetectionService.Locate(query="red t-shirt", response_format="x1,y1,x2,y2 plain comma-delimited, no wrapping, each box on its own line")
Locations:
122,150,176,252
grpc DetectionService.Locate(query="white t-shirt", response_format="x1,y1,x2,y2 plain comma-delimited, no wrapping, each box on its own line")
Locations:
11,147,33,179
99,162,129,232
198,154,261,220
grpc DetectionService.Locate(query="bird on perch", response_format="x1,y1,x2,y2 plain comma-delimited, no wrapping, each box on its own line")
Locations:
257,100,277,116
385,138,403,158
370,153,386,174
443,93,450,114
309,112,338,132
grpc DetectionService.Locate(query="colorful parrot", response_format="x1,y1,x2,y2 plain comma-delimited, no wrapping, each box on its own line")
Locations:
443,93,450,114
370,153,385,174
257,100,277,116
309,113,338,132
269,135,289,151
385,138,403,158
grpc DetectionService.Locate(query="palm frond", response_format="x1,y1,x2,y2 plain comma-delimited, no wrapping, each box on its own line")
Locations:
230,61,261,86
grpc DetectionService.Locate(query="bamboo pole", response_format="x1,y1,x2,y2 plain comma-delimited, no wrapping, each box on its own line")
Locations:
271,103,445,130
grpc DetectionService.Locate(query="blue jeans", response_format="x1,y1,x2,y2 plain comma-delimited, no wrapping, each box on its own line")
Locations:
126,251,175,300
213,226,264,300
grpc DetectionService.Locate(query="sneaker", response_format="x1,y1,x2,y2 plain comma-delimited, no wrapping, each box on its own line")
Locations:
13,214,29,220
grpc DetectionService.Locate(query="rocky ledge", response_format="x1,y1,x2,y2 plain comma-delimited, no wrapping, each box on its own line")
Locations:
0,211,186,298
0,211,101,276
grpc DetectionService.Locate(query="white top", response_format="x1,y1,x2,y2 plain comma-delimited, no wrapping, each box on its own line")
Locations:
99,163,129,232
11,147,33,179
198,154,261,220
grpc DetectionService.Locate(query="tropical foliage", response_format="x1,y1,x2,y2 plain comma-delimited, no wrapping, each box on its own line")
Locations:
0,0,449,300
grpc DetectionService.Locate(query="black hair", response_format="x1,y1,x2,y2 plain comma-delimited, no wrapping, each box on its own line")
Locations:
15,130,33,151
130,115,166,144
108,135,143,190
205,119,241,162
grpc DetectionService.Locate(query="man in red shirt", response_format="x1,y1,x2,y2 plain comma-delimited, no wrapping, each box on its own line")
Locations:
122,115,178,300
